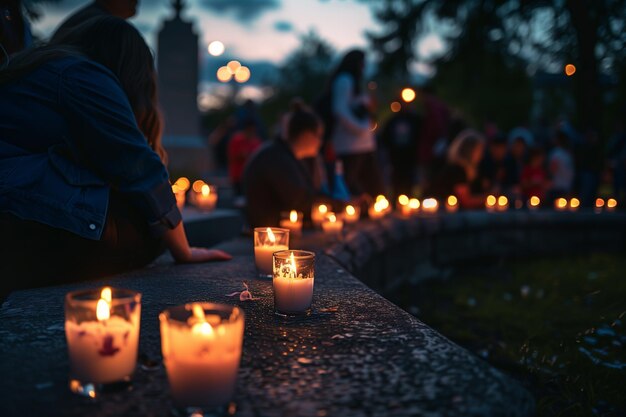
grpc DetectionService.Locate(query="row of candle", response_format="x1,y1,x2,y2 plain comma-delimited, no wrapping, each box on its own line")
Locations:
172,177,218,212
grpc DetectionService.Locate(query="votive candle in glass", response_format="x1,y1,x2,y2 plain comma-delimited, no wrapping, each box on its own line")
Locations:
369,195,390,219
528,196,541,211
311,203,329,228
321,212,343,235
607,198,618,212
496,195,509,212
254,227,289,279
279,210,303,235
397,194,410,216
445,195,458,213
421,198,438,214
273,250,315,316
160,303,244,414
554,197,568,211
65,287,141,397
343,204,360,224
193,184,218,212
568,197,580,212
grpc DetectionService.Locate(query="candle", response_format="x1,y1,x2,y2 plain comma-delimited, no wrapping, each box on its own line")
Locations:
485,195,497,212
446,195,458,213
343,204,360,223
607,198,617,212
65,287,141,396
174,177,191,192
193,184,218,212
569,197,580,211
279,210,303,235
422,198,438,214
528,196,540,210
321,212,343,235
555,197,568,211
407,198,420,215
497,195,509,212
311,204,329,228
369,195,390,219
172,184,186,210
160,303,244,411
254,227,289,278
273,250,315,316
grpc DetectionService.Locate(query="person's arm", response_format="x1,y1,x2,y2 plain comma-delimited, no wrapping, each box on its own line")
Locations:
60,60,230,262
164,222,231,263
332,74,371,137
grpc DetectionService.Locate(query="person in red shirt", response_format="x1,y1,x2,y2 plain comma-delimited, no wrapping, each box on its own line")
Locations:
520,147,549,199
228,119,262,194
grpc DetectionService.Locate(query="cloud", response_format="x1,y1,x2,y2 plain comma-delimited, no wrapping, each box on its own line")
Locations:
197,0,280,22
273,20,293,32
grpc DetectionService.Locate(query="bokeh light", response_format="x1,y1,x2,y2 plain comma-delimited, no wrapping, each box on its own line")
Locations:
390,101,401,112
234,66,251,83
216,66,232,82
401,88,416,103
208,41,225,56
227,60,242,75
565,64,576,76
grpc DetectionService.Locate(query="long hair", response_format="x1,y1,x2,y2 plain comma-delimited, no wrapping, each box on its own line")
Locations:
0,16,166,164
325,49,365,95
447,129,485,181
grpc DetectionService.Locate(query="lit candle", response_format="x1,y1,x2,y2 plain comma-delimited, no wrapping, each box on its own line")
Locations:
65,287,141,396
254,227,289,279
369,195,390,219
273,250,315,316
311,204,329,228
497,195,509,212
343,204,360,223
193,184,218,212
607,198,617,212
595,198,605,213
397,194,410,216
569,197,580,211
555,197,568,211
528,196,540,210
485,195,497,212
160,303,244,411
321,212,343,235
174,177,190,192
422,198,438,214
279,210,303,235
172,184,186,210
446,195,458,213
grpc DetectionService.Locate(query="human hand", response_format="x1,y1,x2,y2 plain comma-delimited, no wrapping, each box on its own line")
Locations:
177,248,232,263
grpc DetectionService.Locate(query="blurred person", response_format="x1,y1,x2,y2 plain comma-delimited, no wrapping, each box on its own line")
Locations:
51,0,138,40
426,129,486,209
325,49,383,197
520,147,549,199
243,101,325,228
0,16,230,292
227,118,261,195
379,102,421,199
503,132,531,194
416,85,451,187
478,132,508,193
548,130,575,200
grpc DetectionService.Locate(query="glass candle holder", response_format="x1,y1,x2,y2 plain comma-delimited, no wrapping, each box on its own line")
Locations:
279,210,303,235
321,212,343,236
343,204,361,224
160,303,244,415
254,227,289,279
65,287,141,397
311,203,329,228
191,184,218,212
273,250,315,316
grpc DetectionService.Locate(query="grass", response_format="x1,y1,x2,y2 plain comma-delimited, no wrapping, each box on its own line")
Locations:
396,253,626,417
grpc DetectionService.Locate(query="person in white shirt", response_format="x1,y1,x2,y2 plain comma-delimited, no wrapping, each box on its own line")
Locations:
548,130,575,199
326,49,383,197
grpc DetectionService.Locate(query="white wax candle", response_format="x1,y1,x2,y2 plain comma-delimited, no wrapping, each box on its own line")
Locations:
343,205,360,223
273,275,314,313
162,316,244,408
194,184,218,211
311,204,329,227
65,314,139,384
254,244,288,275
321,213,343,235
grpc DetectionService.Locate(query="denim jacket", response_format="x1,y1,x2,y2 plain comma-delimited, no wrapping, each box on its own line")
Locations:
0,56,181,240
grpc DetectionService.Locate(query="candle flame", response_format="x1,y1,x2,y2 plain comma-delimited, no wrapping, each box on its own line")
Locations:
266,227,276,243
289,251,297,278
409,198,420,209
569,198,580,209
191,304,214,336
346,205,356,216
447,195,458,206
398,194,409,206
423,198,437,209
289,210,298,223
607,198,617,208
101,287,112,303
201,184,211,197
595,198,605,208
171,184,181,194
328,213,337,223
376,195,386,202
174,177,190,191
498,196,508,206
318,204,328,214
378,198,390,210
556,198,567,209
96,299,110,321
486,195,496,207
530,196,540,207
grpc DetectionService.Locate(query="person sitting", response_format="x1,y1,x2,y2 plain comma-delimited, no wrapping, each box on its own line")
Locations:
227,118,262,196
548,130,575,200
51,0,137,41
478,132,508,193
243,101,325,228
426,129,486,209
520,147,549,199
0,16,229,292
